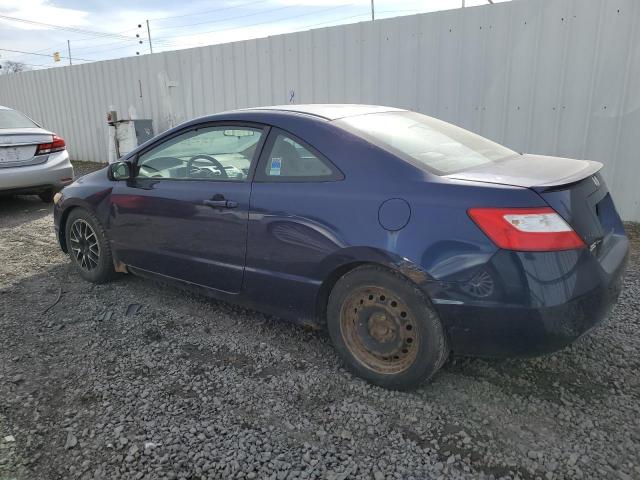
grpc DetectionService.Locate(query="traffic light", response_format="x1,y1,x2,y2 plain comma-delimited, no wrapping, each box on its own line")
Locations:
53,52,60,62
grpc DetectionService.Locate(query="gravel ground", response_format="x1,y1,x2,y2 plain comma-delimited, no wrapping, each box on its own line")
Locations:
1,161,639,480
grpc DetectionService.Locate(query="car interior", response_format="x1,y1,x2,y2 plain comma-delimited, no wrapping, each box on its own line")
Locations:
136,127,333,181
137,128,261,181
264,135,333,178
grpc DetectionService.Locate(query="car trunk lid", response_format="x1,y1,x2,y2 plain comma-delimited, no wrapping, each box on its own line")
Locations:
447,154,622,251
0,128,53,168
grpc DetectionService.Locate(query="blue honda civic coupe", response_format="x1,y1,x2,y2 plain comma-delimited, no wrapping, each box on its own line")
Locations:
53,104,628,390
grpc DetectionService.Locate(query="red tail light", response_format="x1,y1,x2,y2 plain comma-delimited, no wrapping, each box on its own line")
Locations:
468,207,586,251
35,134,66,155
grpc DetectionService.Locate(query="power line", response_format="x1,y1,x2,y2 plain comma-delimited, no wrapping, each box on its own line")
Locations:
151,7,369,51
65,33,174,55
49,28,141,52
72,40,139,56
1,26,144,64
153,4,353,43
152,12,366,52
1,0,271,62
7,4,425,62
0,14,137,41
301,12,371,30
289,8,432,31
77,27,141,40
154,5,484,46
71,38,139,52
42,28,141,51
151,6,439,53
150,0,269,22
300,7,464,30
2,4,468,65
5,27,141,64
151,5,292,32
4,39,139,67
0,48,93,62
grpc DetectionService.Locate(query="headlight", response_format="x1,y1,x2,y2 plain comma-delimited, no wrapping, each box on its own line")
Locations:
53,192,63,205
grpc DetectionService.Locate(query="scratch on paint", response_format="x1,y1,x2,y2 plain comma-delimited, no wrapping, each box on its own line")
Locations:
386,230,399,252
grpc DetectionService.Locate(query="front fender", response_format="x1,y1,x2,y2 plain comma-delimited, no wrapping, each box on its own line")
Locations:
54,187,113,253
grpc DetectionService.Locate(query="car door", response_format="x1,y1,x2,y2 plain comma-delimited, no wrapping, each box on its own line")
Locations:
244,128,345,317
109,122,267,293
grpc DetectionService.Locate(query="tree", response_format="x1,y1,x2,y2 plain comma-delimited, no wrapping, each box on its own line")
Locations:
0,61,29,74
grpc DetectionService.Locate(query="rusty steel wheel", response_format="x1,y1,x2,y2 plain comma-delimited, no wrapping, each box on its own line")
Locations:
340,285,419,375
327,265,448,390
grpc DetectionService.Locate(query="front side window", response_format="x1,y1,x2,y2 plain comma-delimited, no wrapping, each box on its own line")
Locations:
0,109,38,129
137,126,263,181
260,132,338,181
337,111,518,175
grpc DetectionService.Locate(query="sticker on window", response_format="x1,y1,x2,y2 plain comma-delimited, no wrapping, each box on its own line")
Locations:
269,157,282,176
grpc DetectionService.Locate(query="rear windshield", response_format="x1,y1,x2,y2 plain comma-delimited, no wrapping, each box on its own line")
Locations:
336,111,517,175
0,109,38,129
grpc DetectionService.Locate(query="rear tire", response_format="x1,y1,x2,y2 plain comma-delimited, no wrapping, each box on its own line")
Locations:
39,190,54,203
65,209,116,284
327,265,448,390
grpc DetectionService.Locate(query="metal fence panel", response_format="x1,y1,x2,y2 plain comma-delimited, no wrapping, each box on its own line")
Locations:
0,0,638,220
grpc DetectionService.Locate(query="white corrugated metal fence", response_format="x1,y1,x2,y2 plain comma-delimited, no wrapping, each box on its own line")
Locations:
0,0,639,220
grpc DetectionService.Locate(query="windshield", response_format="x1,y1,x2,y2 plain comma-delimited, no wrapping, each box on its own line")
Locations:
337,111,517,175
0,109,38,129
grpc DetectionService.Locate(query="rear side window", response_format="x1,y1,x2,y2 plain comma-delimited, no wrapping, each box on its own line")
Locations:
256,131,342,182
0,109,38,129
337,111,517,175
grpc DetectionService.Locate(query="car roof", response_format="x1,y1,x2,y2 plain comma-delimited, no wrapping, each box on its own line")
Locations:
0,105,12,110
235,104,405,121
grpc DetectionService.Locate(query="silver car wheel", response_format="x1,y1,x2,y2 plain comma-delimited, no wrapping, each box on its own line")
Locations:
69,219,100,271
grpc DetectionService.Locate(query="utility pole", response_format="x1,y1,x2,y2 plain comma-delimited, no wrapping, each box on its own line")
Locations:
67,40,72,65
371,0,375,21
146,20,153,54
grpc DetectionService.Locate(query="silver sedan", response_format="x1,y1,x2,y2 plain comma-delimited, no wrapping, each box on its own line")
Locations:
0,105,74,202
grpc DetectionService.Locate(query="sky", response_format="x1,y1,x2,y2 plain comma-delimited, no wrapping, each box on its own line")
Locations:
0,0,512,70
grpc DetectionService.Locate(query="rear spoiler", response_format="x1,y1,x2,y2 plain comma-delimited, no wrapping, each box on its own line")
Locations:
446,155,603,192
531,161,603,192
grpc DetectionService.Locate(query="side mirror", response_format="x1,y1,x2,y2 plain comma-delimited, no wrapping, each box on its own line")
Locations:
108,161,131,181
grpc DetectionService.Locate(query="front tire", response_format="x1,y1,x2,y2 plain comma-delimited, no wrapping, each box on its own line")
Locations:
327,265,448,390
65,209,115,284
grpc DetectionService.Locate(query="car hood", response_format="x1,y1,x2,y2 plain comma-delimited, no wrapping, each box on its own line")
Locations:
75,167,108,184
445,154,603,189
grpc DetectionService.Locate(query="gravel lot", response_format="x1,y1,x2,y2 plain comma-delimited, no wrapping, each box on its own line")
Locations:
1,161,639,480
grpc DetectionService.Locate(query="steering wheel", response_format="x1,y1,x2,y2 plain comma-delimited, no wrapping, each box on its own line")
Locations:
187,155,228,179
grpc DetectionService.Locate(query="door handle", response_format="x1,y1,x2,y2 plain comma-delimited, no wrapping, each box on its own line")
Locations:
203,199,238,209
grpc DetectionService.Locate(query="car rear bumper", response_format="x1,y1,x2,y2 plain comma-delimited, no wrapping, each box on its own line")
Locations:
0,150,73,194
435,233,629,358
